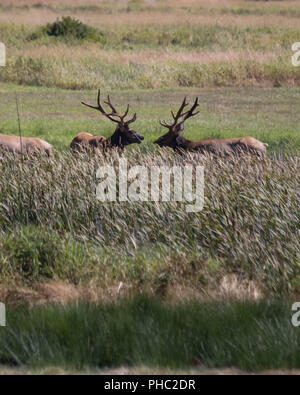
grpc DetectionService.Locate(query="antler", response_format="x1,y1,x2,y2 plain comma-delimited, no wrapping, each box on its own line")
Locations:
82,90,136,125
160,97,199,129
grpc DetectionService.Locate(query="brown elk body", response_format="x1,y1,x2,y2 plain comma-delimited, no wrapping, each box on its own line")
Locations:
70,90,144,152
154,97,268,157
0,133,53,156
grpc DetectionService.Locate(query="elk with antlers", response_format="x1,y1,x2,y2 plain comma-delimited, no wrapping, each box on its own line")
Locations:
154,97,268,157
70,90,144,153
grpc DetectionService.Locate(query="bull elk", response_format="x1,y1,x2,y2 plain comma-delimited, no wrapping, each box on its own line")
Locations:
0,133,53,156
154,97,268,157
70,90,144,152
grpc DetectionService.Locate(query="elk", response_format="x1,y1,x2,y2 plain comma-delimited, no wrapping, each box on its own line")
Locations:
0,133,53,156
70,90,144,152
154,97,268,157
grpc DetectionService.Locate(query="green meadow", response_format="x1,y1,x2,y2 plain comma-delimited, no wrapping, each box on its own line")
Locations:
0,0,299,373
0,84,299,153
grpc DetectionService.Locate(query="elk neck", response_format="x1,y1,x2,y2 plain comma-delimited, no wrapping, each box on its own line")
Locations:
174,135,193,151
107,128,127,149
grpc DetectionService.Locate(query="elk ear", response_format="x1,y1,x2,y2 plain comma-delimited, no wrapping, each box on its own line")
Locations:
179,123,184,131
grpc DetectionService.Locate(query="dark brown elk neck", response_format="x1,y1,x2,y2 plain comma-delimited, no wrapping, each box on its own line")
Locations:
106,129,127,149
174,135,194,151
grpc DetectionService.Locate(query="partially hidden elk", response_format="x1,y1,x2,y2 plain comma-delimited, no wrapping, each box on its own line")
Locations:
0,133,53,157
70,90,144,153
154,97,268,157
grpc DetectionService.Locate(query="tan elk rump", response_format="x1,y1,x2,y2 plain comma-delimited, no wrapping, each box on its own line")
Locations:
70,90,144,153
154,97,268,157
0,134,53,156
70,133,107,151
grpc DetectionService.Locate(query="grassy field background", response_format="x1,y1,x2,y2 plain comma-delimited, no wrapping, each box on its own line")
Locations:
0,0,300,89
0,84,300,153
0,0,300,373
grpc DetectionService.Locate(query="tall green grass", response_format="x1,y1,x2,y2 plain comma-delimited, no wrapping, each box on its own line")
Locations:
2,55,299,90
0,297,298,370
0,150,299,294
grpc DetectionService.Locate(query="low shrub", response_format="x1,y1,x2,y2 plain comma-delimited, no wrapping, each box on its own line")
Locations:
30,17,105,43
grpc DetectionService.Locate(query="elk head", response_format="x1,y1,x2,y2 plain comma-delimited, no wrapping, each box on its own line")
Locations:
154,97,199,150
82,90,144,148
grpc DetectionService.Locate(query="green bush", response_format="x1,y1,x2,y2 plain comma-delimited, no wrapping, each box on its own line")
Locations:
0,226,100,283
30,16,105,43
46,17,92,39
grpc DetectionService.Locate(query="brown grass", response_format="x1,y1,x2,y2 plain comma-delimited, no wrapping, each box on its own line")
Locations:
0,0,300,28
0,274,263,307
14,44,280,65
0,9,299,29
